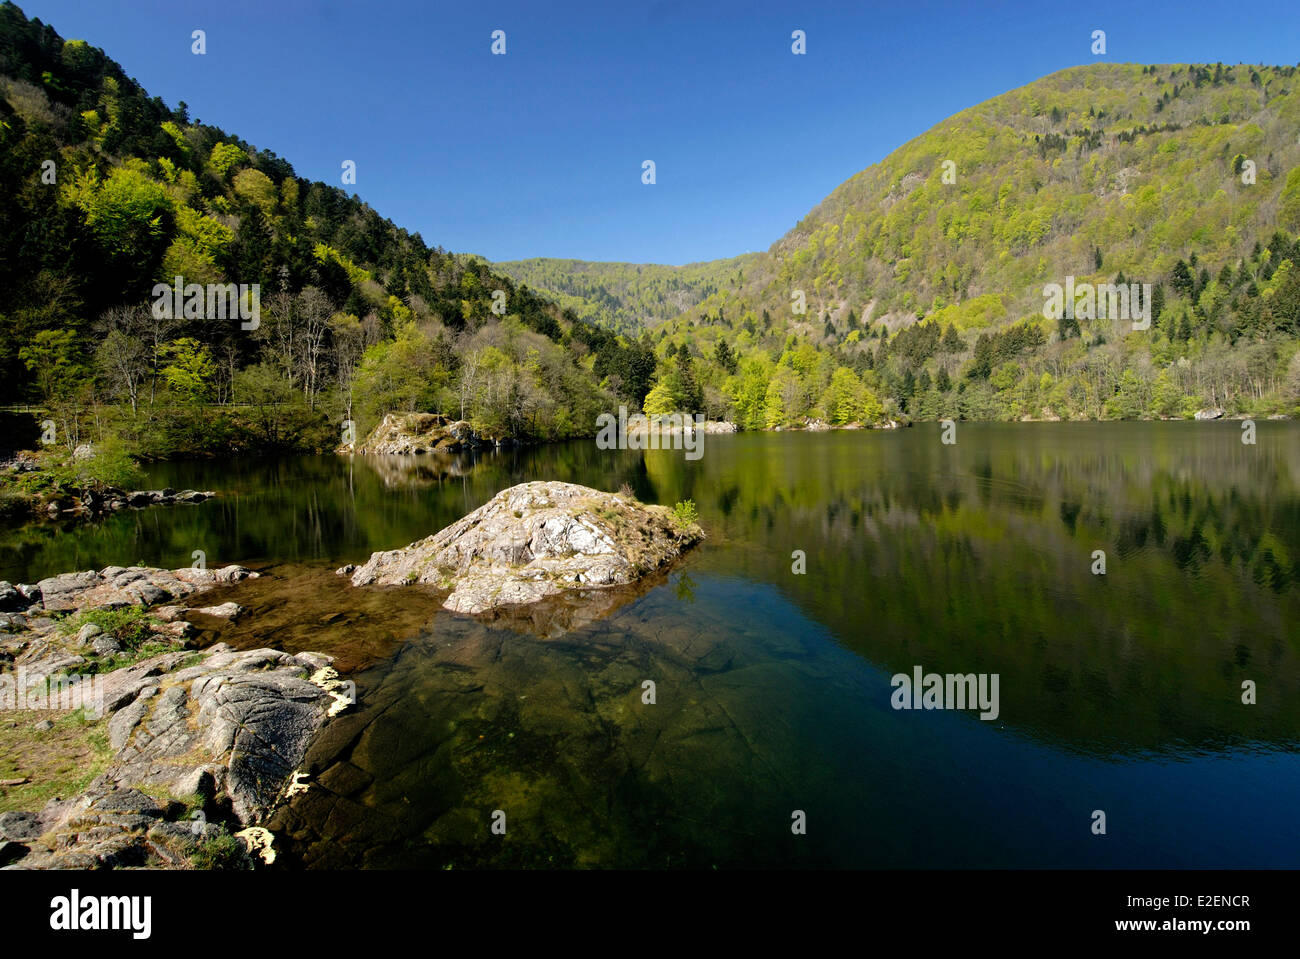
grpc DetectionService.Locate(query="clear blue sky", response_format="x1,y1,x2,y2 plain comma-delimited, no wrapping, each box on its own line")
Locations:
16,0,1300,264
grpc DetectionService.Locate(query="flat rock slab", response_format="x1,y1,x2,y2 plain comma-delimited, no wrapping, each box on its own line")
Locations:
31,565,259,614
3,644,339,870
346,481,703,615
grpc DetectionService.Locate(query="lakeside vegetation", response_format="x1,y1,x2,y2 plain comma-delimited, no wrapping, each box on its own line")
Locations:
2,0,1299,522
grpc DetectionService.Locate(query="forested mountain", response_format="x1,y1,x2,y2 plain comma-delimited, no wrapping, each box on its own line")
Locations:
492,255,758,333
543,63,1300,427
0,2,655,456
3,0,1300,471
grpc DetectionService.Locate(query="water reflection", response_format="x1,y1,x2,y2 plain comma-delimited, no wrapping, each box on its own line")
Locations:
3,424,1299,866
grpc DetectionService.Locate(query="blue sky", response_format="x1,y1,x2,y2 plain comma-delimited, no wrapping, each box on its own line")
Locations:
16,0,1300,264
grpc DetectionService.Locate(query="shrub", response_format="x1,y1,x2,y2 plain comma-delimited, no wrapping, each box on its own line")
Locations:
671,499,699,526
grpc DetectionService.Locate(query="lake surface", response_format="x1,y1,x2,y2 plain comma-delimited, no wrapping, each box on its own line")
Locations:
3,423,1299,867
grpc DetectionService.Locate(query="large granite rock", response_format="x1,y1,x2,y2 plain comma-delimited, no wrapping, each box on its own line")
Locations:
2,644,342,869
349,412,481,454
346,482,703,615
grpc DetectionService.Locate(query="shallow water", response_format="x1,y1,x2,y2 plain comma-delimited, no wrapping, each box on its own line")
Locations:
3,423,1299,867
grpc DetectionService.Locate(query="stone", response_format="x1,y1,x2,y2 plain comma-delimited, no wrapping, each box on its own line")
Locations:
91,635,123,658
190,602,243,619
76,623,103,644
28,565,259,615
351,412,482,454
0,582,27,612
348,481,703,616
170,766,216,801
9,645,338,870
0,811,41,840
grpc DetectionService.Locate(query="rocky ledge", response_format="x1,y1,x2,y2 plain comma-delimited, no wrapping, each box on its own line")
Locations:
342,481,704,615
0,564,348,870
0,563,254,620
343,412,483,454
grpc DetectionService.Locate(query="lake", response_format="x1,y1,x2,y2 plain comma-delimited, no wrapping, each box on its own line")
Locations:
2,423,1298,867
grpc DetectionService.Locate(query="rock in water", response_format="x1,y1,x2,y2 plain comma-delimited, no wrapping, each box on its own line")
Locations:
347,481,704,615
350,411,480,454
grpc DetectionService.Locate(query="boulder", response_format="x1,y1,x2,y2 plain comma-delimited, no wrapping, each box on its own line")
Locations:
347,481,703,615
0,582,27,612
4,644,341,869
351,412,482,454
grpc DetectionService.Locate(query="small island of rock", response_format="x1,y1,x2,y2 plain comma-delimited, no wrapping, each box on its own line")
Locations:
344,481,703,615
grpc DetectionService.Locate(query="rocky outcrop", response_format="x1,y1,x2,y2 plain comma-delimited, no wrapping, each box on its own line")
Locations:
0,564,257,618
0,560,346,870
1,468,217,518
625,418,738,435
346,412,482,454
2,644,343,869
1194,407,1226,420
345,481,703,615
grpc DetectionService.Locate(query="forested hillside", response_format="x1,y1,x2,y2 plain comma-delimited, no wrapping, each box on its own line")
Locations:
556,63,1300,427
0,2,656,458
493,255,758,333
4,0,1300,476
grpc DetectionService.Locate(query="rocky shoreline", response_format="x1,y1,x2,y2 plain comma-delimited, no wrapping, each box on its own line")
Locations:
2,451,218,521
1,482,703,868
0,564,346,870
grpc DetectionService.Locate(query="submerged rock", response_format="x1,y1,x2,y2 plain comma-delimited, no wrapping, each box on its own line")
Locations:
347,481,703,615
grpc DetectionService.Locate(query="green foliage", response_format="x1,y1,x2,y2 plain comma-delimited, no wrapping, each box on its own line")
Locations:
642,379,676,415
57,604,161,667
19,328,86,402
74,438,145,489
161,338,216,401
671,499,699,526
0,4,633,449
1,6,1297,437
206,141,248,179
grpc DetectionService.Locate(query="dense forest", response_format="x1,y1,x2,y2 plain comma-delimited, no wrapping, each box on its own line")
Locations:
3,0,1300,486
0,2,656,462
493,255,759,333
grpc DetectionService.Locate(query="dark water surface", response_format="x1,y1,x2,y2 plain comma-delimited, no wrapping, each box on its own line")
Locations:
3,423,1298,867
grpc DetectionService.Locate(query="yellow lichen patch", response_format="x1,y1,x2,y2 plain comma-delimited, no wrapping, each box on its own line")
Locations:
234,826,276,864
307,665,355,717
285,770,311,798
